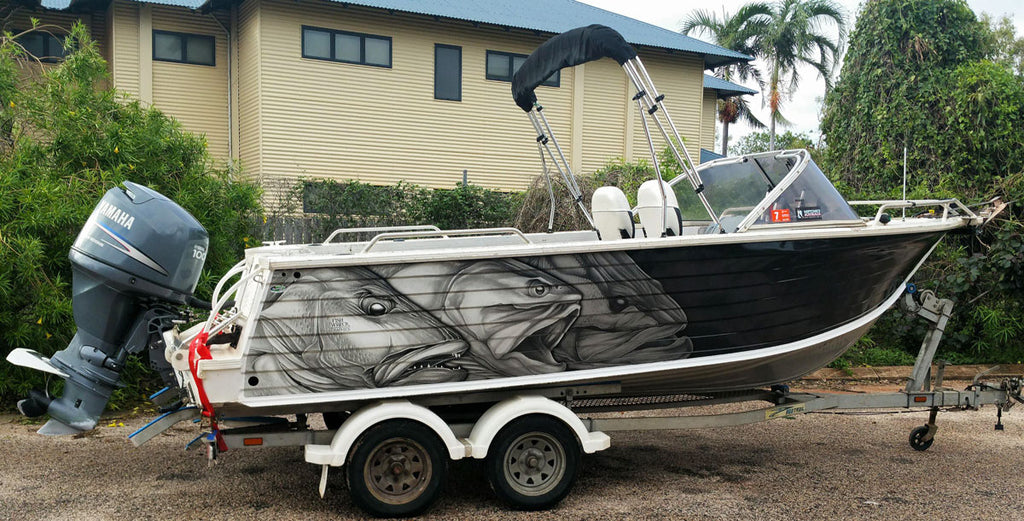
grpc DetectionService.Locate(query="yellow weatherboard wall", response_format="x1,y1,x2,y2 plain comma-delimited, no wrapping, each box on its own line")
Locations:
238,0,263,187
251,0,572,197
701,90,718,157
628,53,705,168
16,0,719,197
150,6,231,162
248,0,709,197
579,58,628,176
110,0,140,97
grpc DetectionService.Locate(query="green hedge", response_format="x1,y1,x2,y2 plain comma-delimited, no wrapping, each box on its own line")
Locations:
291,178,522,240
0,24,263,409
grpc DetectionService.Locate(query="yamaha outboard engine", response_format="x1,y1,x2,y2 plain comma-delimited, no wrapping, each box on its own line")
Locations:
11,182,208,434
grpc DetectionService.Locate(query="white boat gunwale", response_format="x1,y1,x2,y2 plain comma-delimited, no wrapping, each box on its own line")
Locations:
244,215,966,272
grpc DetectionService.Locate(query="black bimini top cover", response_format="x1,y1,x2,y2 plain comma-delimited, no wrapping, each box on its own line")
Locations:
512,24,637,112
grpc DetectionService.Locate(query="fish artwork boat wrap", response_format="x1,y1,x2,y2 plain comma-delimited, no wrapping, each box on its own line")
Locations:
233,229,943,406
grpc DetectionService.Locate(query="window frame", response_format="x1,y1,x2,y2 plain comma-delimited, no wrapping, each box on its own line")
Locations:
301,25,393,68
433,43,462,101
485,50,559,87
152,30,216,67
15,29,68,63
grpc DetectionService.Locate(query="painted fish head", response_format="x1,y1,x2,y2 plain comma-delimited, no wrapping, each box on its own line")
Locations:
538,253,692,366
442,260,581,376
316,272,470,387
255,267,469,391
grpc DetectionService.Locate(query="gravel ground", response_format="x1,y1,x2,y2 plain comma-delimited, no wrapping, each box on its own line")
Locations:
1,382,1022,521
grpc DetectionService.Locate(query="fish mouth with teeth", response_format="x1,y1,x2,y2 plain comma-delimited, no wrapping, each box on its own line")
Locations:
437,260,583,378
463,301,580,376
372,339,469,386
246,266,473,394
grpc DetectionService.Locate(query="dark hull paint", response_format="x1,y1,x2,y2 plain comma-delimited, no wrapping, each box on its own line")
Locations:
630,232,944,356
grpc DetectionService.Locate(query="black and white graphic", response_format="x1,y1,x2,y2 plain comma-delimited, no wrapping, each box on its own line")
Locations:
245,252,691,396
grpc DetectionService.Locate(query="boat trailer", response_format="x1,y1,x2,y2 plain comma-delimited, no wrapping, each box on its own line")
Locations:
123,284,1023,516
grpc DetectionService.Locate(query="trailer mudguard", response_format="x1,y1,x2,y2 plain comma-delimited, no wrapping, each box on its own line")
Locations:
305,400,466,467
467,396,610,458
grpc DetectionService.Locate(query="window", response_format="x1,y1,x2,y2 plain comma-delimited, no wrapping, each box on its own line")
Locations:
302,26,392,68
153,31,215,66
434,44,461,101
16,30,67,63
485,50,559,87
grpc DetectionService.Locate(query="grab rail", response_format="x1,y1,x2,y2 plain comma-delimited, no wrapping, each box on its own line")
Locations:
201,260,257,335
847,199,980,225
322,225,441,244
360,227,531,253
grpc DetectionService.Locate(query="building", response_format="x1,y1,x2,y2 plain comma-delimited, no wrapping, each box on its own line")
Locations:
702,74,759,158
8,0,753,200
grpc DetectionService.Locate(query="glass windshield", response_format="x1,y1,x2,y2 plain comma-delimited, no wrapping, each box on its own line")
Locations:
673,159,772,222
670,151,860,232
755,159,860,225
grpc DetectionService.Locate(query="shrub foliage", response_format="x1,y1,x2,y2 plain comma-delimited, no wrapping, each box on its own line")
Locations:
821,0,1024,363
0,24,263,407
294,178,522,241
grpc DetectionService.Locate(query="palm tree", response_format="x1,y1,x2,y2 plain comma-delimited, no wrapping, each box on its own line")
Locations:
683,5,769,155
756,0,847,150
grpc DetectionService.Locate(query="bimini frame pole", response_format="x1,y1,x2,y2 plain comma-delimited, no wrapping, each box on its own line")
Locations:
622,57,722,229
536,142,557,233
527,105,595,229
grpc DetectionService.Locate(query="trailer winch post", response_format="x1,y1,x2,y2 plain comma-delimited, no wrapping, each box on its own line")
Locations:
900,288,955,393
898,287,955,447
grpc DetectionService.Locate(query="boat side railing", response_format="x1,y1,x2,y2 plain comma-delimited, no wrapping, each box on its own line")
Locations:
360,227,532,253
322,225,441,245
847,199,981,225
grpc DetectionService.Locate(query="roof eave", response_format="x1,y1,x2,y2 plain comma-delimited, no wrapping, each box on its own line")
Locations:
704,53,754,70
711,89,750,99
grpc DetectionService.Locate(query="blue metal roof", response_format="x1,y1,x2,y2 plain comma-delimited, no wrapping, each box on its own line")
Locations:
700,148,726,163
42,0,750,68
703,75,758,98
336,0,751,68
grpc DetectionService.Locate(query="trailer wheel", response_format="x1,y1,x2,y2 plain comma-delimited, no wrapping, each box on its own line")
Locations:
346,420,447,518
909,425,934,451
486,415,580,510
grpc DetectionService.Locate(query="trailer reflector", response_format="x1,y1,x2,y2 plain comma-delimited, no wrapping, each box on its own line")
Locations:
913,396,928,403
243,437,263,446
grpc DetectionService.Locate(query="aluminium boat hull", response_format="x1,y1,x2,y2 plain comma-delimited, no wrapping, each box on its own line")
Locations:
190,227,947,416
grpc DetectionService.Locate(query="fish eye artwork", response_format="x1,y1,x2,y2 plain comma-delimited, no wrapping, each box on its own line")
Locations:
361,298,392,316
609,296,629,313
527,279,550,297
244,252,692,396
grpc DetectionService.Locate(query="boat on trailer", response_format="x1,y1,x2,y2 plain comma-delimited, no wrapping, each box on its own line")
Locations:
6,25,1014,517
174,25,995,417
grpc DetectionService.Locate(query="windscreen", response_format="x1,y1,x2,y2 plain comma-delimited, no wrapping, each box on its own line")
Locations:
670,152,860,231
673,159,772,222
756,160,860,225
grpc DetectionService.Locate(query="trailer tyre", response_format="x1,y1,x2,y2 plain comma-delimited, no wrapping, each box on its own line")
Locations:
908,425,934,451
346,420,447,518
486,415,580,510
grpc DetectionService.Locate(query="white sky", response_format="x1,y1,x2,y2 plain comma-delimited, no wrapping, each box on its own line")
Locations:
579,0,1023,149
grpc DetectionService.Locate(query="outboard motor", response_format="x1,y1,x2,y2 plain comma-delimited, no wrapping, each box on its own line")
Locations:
8,182,208,434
